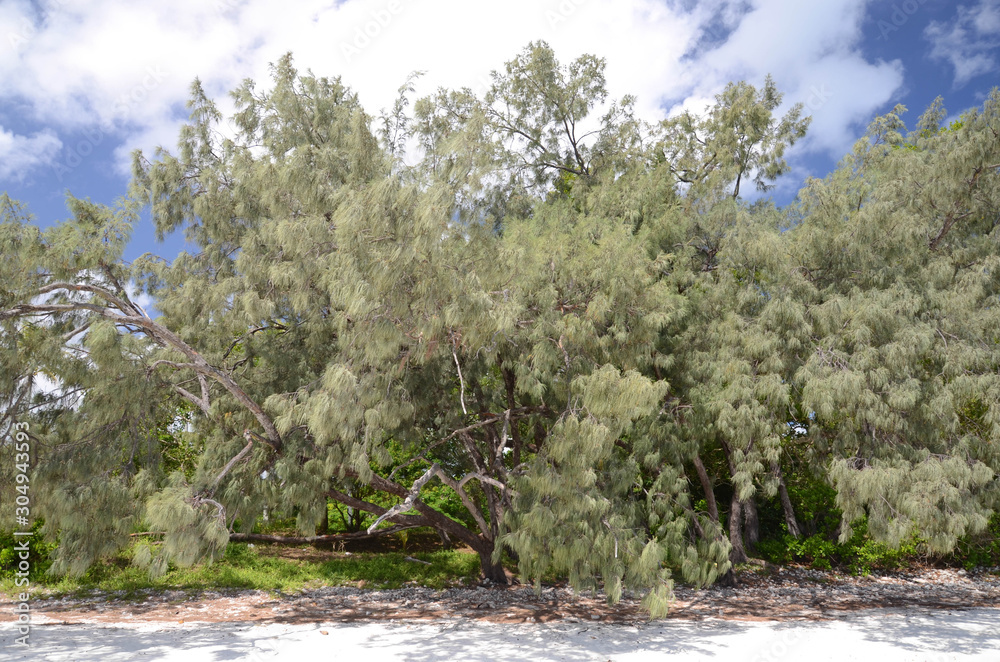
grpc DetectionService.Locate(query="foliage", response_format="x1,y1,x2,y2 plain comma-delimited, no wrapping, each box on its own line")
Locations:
953,512,1000,571
1,41,998,616
0,520,55,581
758,518,922,575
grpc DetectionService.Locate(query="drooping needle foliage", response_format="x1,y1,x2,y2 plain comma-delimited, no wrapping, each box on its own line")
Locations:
1,42,998,616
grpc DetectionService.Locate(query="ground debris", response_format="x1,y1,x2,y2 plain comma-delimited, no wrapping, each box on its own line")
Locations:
3,566,998,625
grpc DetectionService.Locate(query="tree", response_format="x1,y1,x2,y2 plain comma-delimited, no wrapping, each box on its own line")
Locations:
0,53,708,607
658,75,810,200
645,77,815,571
790,94,1000,552
409,41,645,230
2,45,997,616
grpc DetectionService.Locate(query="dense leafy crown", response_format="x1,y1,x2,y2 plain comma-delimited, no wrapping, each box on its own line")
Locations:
1,43,998,615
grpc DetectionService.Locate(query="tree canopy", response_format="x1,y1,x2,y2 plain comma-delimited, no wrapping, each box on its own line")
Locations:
2,42,998,616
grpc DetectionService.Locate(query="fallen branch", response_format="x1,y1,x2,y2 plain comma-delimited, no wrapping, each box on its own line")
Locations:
404,556,432,565
229,524,422,545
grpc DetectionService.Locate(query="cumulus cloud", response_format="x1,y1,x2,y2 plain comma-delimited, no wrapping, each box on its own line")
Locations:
0,0,907,182
678,0,904,157
925,0,1000,87
0,126,62,181
131,289,157,318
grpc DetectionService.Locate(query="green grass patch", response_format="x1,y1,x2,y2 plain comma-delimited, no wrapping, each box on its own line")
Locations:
0,542,480,599
319,551,480,589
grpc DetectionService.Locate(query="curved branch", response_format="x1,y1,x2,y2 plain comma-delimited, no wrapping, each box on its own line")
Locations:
3,294,283,452
36,281,139,316
326,488,431,529
366,463,440,533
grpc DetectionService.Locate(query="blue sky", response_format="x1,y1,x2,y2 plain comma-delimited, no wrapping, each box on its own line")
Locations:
2,0,999,266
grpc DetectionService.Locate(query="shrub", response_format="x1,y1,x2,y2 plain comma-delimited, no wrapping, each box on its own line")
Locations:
0,520,55,581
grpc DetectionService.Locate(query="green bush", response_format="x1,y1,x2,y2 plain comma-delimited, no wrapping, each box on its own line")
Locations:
758,533,836,569
953,512,1000,571
841,519,920,575
0,520,55,581
757,517,922,574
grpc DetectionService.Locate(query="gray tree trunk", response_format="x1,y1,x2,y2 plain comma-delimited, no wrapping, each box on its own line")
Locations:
743,496,760,554
727,494,748,565
693,454,719,523
772,460,802,538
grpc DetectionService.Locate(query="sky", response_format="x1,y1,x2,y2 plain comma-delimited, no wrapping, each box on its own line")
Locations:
1,0,999,264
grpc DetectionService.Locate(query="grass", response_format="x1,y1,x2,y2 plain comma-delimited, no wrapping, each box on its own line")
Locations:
316,550,481,589
0,542,481,600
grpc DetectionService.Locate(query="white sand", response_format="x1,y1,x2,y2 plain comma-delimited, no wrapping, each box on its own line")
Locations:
2,608,998,661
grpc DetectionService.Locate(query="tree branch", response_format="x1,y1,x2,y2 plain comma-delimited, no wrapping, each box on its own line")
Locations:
367,463,440,533
4,293,283,452
209,434,255,493
229,524,422,545
452,345,468,415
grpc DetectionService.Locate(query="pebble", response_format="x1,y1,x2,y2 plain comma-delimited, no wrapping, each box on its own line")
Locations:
13,565,1000,624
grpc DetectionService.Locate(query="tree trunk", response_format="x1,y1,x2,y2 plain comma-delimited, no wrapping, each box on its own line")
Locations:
315,499,331,549
480,553,508,584
693,454,719,523
727,493,748,565
317,500,329,535
772,460,802,538
718,568,738,587
472,537,508,584
743,496,760,554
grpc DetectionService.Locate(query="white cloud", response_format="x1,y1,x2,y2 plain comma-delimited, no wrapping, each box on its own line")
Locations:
32,371,62,396
925,0,1000,87
0,0,907,182
131,289,157,318
0,126,62,181
680,0,904,157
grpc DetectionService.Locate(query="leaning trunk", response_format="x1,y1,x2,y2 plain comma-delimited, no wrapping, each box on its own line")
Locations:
693,454,719,523
772,460,801,538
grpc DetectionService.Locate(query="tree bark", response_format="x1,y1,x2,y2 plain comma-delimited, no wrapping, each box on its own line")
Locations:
692,454,719,523
230,524,419,545
501,364,523,467
474,538,509,584
743,496,760,554
727,493,748,565
772,460,802,538
720,440,748,565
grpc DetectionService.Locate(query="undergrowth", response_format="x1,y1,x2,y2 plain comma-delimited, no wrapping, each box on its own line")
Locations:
0,540,480,599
